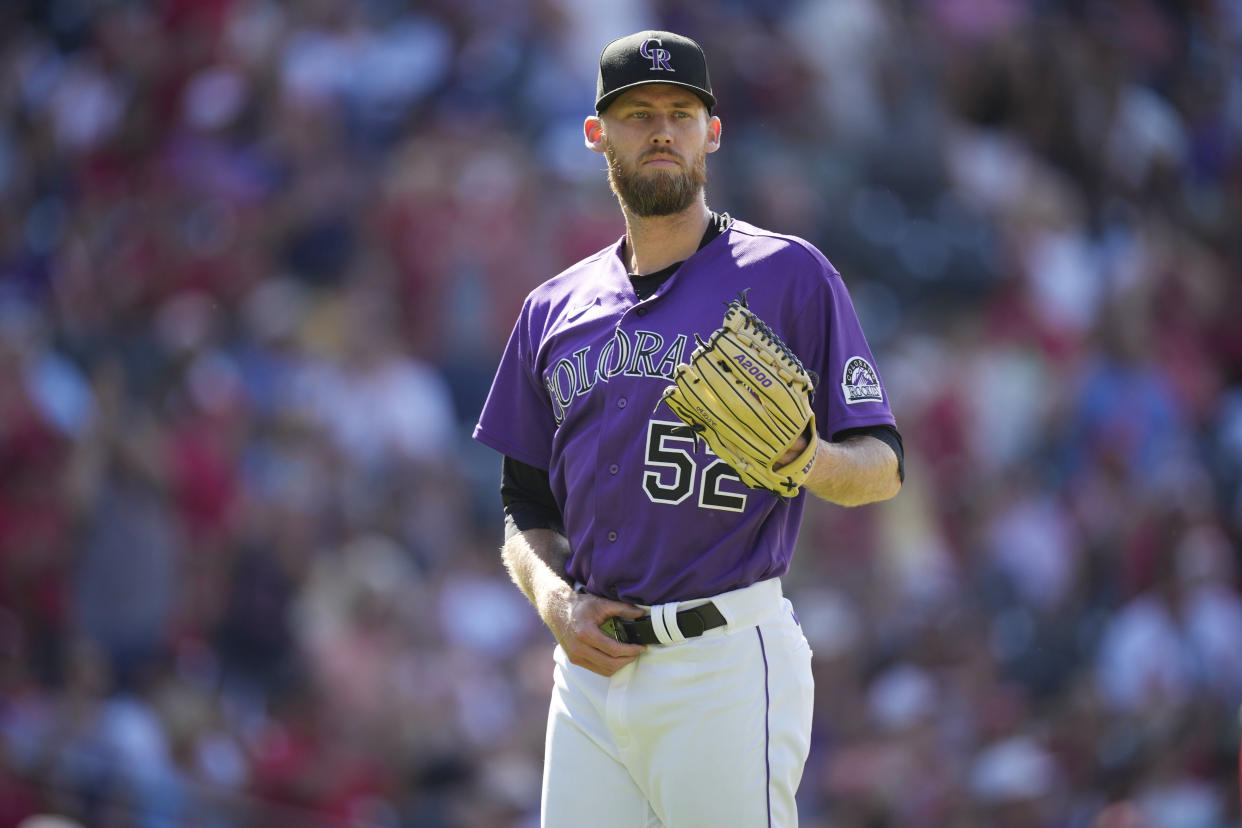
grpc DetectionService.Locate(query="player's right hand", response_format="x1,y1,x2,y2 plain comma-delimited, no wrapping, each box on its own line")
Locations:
552,592,646,677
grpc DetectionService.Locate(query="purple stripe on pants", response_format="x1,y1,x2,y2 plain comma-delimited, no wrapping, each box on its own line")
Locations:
757,626,771,828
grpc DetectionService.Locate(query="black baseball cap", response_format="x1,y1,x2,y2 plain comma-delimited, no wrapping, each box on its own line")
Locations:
595,31,716,115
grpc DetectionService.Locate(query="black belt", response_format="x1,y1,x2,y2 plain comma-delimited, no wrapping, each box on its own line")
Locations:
602,602,727,645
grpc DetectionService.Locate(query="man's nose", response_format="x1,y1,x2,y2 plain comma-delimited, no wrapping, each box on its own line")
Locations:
648,115,674,142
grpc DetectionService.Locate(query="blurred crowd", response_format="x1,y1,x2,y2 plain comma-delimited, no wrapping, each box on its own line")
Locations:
0,0,1239,826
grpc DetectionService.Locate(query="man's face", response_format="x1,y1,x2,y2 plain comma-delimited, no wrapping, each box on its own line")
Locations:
596,85,719,217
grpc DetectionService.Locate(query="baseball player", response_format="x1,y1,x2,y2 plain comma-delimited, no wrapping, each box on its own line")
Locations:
473,30,904,827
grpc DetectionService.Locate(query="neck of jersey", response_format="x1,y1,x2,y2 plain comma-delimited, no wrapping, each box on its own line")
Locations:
627,212,732,302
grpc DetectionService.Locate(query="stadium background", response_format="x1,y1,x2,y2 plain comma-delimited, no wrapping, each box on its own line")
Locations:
0,0,1240,826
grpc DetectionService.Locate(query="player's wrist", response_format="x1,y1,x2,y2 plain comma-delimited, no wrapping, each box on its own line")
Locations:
536,580,576,633
802,437,832,484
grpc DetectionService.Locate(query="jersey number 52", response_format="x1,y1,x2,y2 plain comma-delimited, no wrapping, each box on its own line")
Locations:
642,420,748,512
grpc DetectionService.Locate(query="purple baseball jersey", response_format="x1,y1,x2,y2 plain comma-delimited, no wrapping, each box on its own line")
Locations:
473,219,896,605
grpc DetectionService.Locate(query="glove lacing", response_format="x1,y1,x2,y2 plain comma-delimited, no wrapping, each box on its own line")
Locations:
731,290,818,392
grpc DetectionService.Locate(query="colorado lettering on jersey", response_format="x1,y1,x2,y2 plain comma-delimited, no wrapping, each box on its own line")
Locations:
544,329,689,424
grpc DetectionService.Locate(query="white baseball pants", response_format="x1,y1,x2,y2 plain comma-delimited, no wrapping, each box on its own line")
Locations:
541,578,814,827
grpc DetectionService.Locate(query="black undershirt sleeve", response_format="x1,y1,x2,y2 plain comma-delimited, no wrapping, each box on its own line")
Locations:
832,424,905,483
501,456,564,540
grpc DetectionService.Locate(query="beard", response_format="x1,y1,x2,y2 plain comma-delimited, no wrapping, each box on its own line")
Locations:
605,141,707,217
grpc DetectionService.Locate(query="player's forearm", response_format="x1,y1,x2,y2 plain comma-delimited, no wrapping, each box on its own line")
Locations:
802,434,901,506
501,528,575,628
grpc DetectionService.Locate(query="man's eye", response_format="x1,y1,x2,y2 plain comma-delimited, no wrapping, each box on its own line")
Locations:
631,111,648,118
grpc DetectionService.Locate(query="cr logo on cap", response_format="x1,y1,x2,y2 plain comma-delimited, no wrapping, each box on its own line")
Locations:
640,38,673,71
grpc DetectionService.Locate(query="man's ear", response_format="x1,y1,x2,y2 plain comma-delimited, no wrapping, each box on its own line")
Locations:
706,116,722,154
584,116,606,154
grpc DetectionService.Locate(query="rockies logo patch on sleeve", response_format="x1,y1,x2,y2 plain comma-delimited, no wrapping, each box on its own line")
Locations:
842,356,883,404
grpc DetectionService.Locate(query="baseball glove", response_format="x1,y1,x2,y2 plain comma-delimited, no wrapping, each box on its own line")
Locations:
659,291,818,497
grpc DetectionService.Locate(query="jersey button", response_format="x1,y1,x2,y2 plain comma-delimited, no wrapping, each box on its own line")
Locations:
607,531,618,542
617,398,627,409
636,307,648,317
609,464,619,474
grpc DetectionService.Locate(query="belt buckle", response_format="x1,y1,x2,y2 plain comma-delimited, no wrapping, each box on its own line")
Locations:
600,616,638,644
